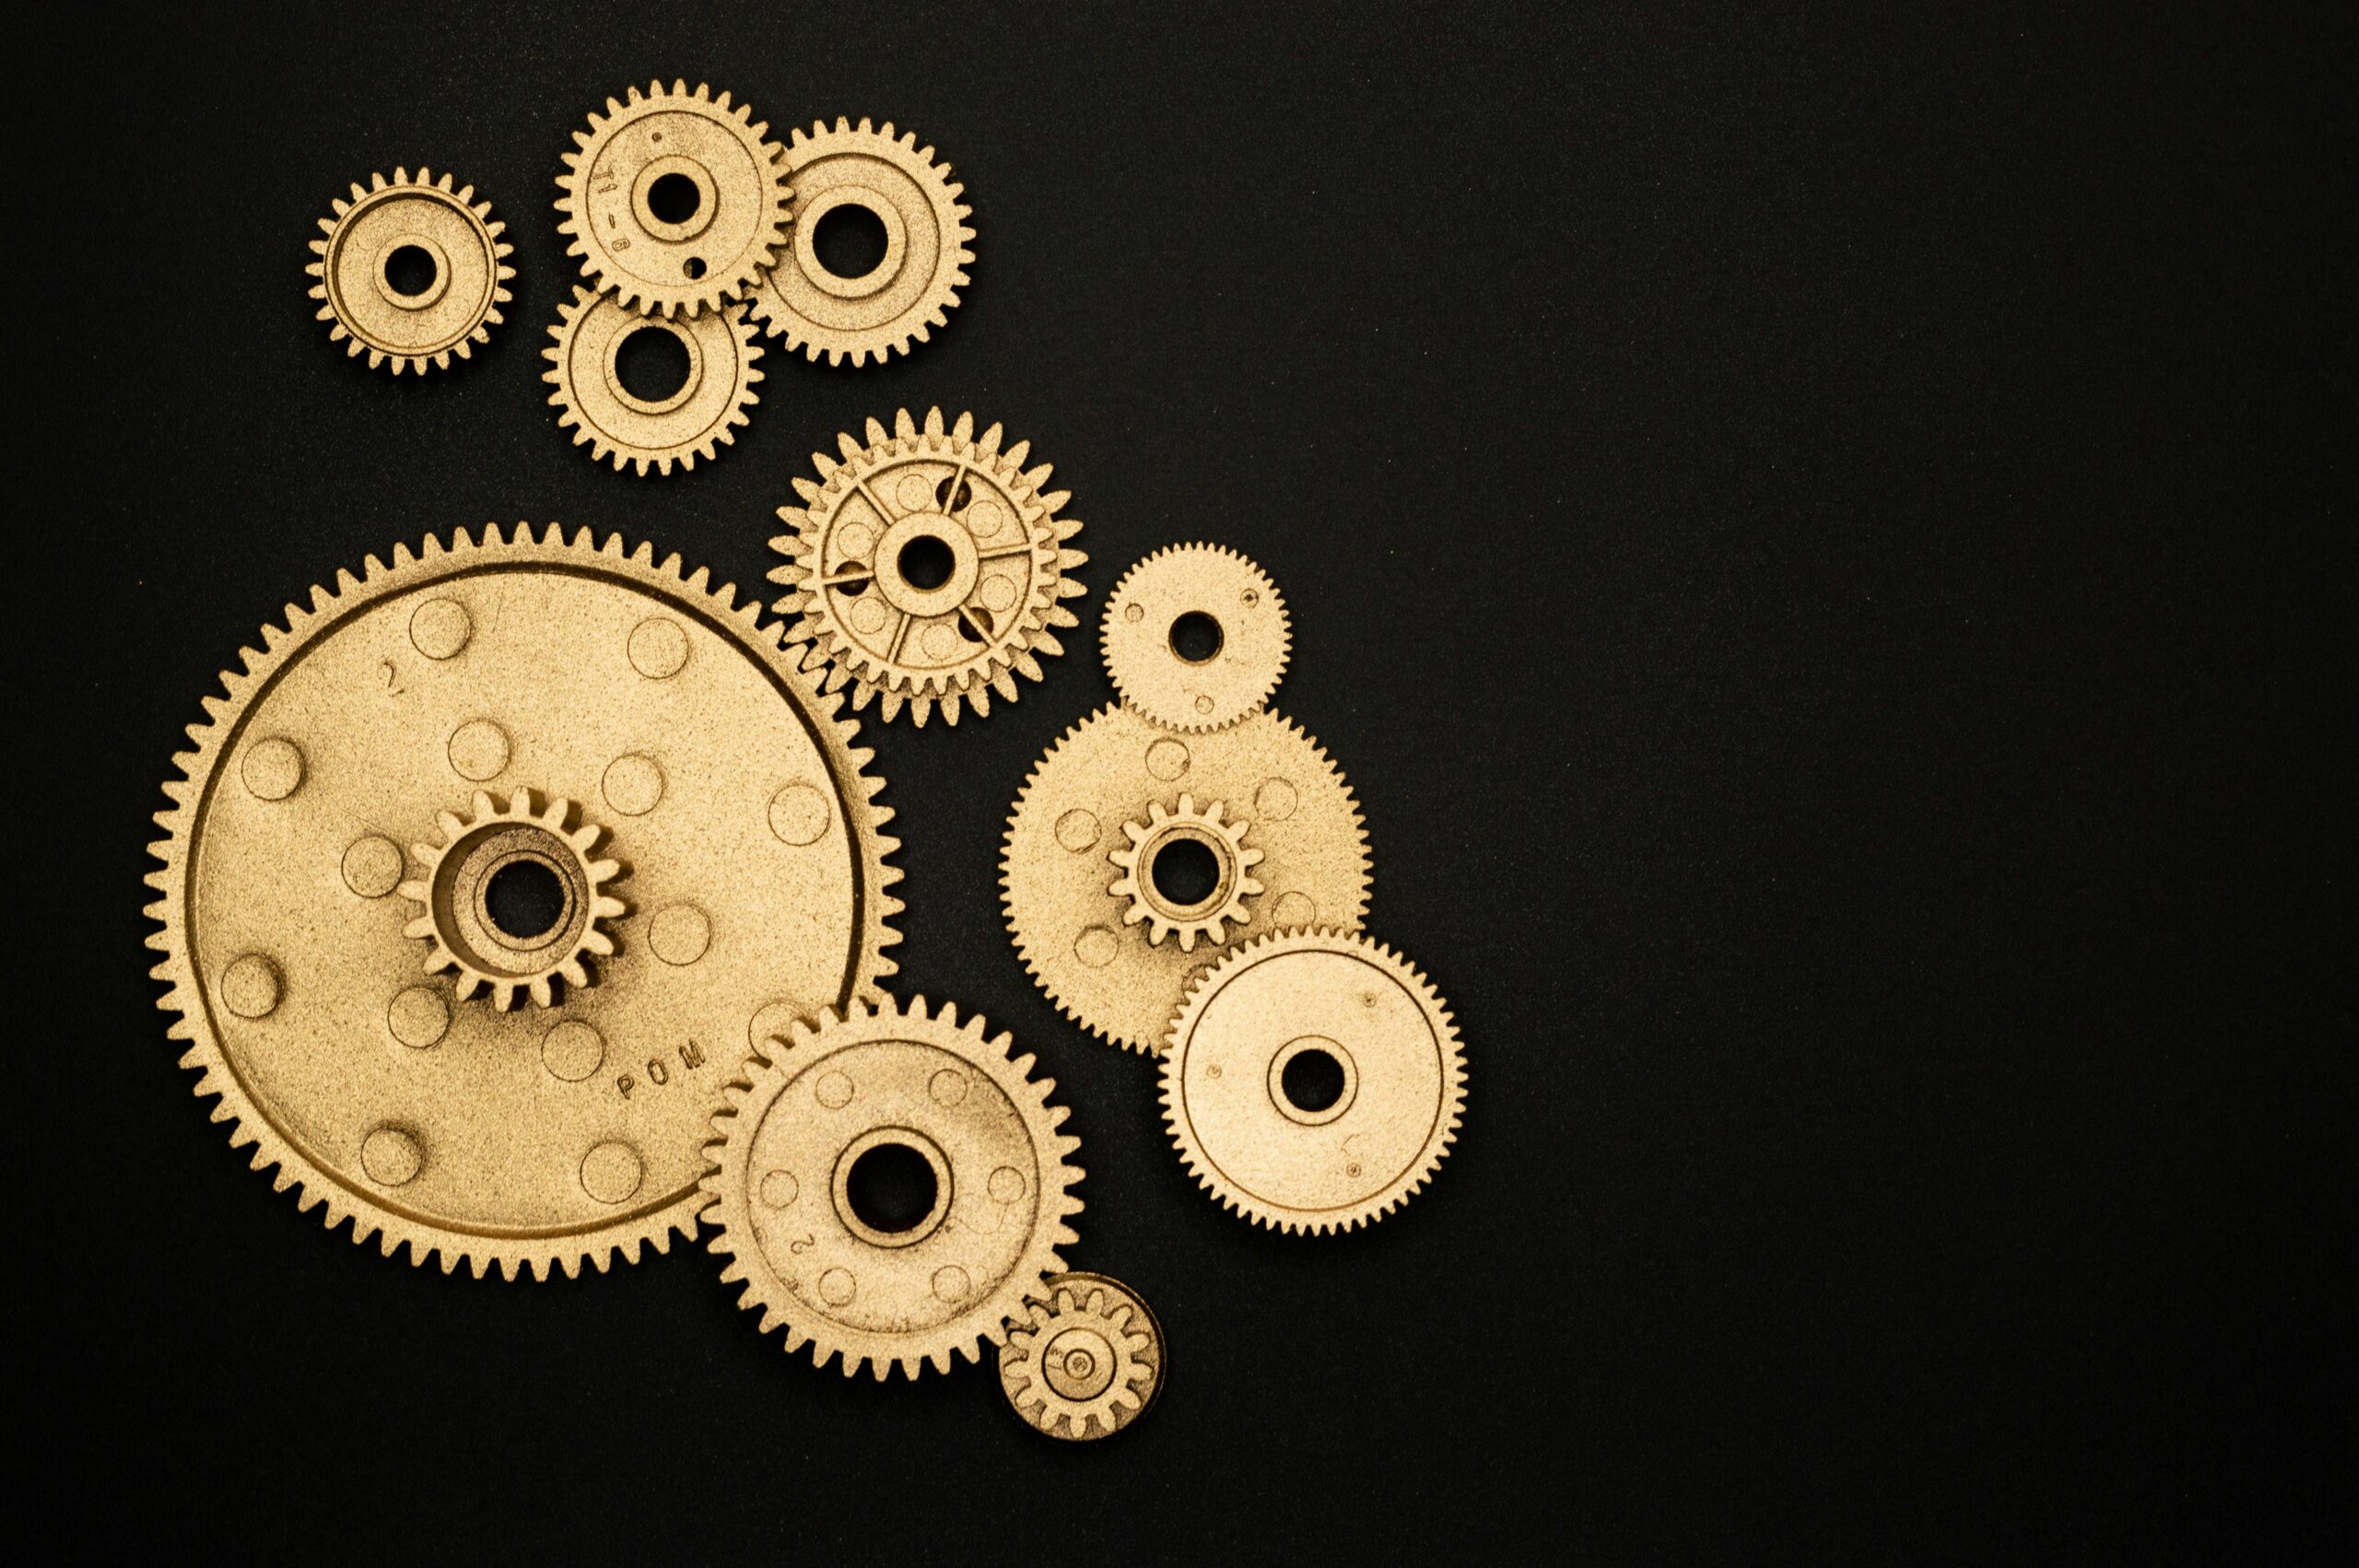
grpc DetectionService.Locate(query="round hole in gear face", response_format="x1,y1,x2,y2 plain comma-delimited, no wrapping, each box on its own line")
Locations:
1168,611,1225,664
614,324,693,402
897,533,958,591
483,857,568,942
843,1141,940,1234
1148,836,1222,907
645,171,701,224
381,243,440,298
1279,1047,1349,1114
812,202,890,280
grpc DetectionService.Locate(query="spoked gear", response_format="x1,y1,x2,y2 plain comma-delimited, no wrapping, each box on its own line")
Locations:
1107,795,1263,950
307,167,513,374
1162,930,1465,1235
702,996,1083,1379
999,1272,1166,1441
146,524,901,1280
745,117,973,365
1103,544,1291,731
770,406,1087,726
555,80,791,317
545,286,763,475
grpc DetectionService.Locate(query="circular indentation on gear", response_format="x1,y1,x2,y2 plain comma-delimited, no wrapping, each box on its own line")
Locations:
341,835,405,898
628,617,690,678
601,754,665,816
816,1070,855,1109
409,597,472,659
219,954,282,1019
1123,603,1144,623
1271,891,1317,928
1270,1035,1357,1126
988,1165,1027,1204
759,1169,800,1208
979,575,1017,613
387,986,451,1048
1054,809,1101,852
932,1265,971,1303
649,904,711,965
929,1069,969,1106
849,596,888,634
447,719,510,781
819,1267,857,1305
241,738,304,801
769,783,830,845
749,1000,805,1052
361,1126,423,1187
921,623,957,659
581,1141,644,1204
1255,778,1299,822
540,1020,604,1082
1145,739,1190,780
1074,927,1118,968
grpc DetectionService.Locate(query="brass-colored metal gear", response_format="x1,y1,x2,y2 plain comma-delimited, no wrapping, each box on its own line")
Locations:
1003,705,1370,1053
145,525,902,1281
307,167,513,374
555,79,791,318
745,117,973,366
1103,544,1291,731
999,1272,1166,1441
702,996,1083,1379
770,406,1087,726
1162,929,1465,1235
1107,795,1263,951
545,286,763,475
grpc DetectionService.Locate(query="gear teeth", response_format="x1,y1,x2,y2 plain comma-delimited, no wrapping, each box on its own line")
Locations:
310,167,508,377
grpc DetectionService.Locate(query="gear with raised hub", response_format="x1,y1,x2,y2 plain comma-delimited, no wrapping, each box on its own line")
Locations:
1103,544,1291,731
1162,930,1465,1235
999,1272,1166,1441
545,286,763,475
555,80,791,318
1003,705,1370,1052
745,117,973,366
703,995,1083,1379
1107,794,1263,950
145,525,901,1280
307,167,513,374
770,406,1086,726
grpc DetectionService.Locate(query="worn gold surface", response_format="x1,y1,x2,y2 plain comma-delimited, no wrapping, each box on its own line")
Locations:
545,286,762,475
307,168,512,374
146,526,901,1279
1102,544,1291,731
999,1271,1165,1441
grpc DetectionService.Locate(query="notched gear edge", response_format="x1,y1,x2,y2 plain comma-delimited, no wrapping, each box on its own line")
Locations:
306,167,514,375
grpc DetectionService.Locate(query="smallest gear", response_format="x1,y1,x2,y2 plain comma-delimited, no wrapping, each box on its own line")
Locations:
398,790,625,1010
545,286,763,475
1107,794,1263,951
308,167,513,374
999,1272,1166,1441
1102,544,1290,731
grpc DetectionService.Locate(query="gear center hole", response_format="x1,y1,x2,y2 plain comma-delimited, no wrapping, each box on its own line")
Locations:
844,1141,939,1234
484,858,568,942
1280,1047,1348,1114
615,324,693,402
897,533,958,591
1149,836,1223,907
382,243,439,298
646,171,701,224
1168,611,1225,664
813,202,890,280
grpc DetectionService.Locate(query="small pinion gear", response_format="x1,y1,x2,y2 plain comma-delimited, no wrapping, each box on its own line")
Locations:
545,286,763,475
1107,794,1264,951
307,168,513,374
398,790,625,1010
1000,1272,1167,1441
1102,544,1291,731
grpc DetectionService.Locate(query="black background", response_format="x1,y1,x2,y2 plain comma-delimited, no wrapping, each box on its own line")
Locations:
26,4,2349,1561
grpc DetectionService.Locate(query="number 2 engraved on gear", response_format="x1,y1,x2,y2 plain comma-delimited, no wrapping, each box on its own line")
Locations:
789,1234,815,1254
380,661,404,696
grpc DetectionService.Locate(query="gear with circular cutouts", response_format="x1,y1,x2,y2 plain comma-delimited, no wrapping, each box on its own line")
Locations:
1107,795,1263,951
999,1272,1166,1441
744,117,973,366
1162,929,1465,1235
1103,544,1291,732
555,80,791,318
1003,705,1370,1053
545,286,763,476
770,406,1087,726
145,524,902,1281
307,167,513,374
702,995,1083,1379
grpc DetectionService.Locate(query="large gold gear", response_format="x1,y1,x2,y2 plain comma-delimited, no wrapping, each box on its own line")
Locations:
999,1272,1166,1441
555,80,791,318
702,996,1083,1379
1002,705,1371,1052
145,525,902,1280
745,117,973,365
545,286,763,475
307,168,513,374
1102,544,1291,731
770,406,1087,726
1162,930,1465,1235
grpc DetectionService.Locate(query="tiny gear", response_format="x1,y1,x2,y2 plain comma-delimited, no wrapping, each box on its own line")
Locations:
146,525,901,1280
545,286,762,475
1103,544,1291,731
702,996,1083,1379
999,1272,1166,1441
555,80,790,317
1003,705,1370,1052
307,167,513,374
1162,929,1465,1234
745,117,973,365
770,406,1087,726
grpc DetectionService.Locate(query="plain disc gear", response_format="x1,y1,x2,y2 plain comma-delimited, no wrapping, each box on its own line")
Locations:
145,524,902,1280
999,1272,1166,1441
1102,544,1291,731
307,167,513,374
1108,794,1263,951
770,406,1087,726
702,995,1083,1379
545,286,763,475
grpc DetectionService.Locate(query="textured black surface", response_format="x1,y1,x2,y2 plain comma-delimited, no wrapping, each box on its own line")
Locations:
28,5,2349,1560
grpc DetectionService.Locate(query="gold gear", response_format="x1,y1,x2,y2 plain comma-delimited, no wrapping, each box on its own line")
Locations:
702,996,1083,1379
144,525,902,1281
544,286,763,475
307,167,513,374
770,406,1087,726
999,1272,1166,1441
1103,544,1291,731
1162,929,1465,1235
1107,794,1263,951
555,80,790,318
398,790,625,1011
1002,705,1370,1053
745,117,973,365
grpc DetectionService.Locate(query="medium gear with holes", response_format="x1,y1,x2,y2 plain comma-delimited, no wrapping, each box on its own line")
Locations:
545,286,763,475
1003,705,1371,1052
702,995,1083,1379
1108,795,1263,951
1162,929,1465,1235
745,117,973,366
555,80,791,317
1103,544,1291,731
145,524,901,1280
770,406,1087,726
307,167,513,374
999,1272,1166,1441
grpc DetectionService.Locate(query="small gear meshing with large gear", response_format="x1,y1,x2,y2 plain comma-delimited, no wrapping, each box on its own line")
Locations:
702,996,1083,1379
545,285,763,474
771,406,1087,726
145,525,902,1280
999,1272,1166,1441
308,168,513,374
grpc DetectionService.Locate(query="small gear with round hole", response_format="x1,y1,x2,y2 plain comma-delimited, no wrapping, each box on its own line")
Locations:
555,79,791,318
398,790,625,1011
770,406,1087,726
307,167,513,374
999,1272,1166,1441
1103,544,1291,731
1107,795,1262,951
745,117,973,365
702,995,1083,1379
545,286,763,475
